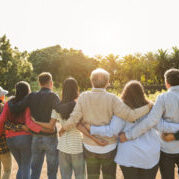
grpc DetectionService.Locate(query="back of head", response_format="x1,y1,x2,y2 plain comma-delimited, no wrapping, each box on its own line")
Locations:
164,68,179,86
13,81,31,103
121,80,149,109
62,77,79,103
90,68,110,88
38,72,52,86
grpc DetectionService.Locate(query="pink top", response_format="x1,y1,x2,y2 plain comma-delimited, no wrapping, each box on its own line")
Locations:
0,102,42,138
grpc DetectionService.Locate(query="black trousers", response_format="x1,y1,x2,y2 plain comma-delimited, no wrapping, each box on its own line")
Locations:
159,151,179,179
120,164,158,179
84,147,117,179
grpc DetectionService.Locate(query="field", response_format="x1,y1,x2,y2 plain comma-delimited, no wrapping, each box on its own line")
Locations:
10,156,178,179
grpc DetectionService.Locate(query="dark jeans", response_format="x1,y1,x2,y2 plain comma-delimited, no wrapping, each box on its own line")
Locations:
84,147,117,179
7,135,32,179
120,164,158,179
31,135,58,179
58,151,85,179
159,151,179,179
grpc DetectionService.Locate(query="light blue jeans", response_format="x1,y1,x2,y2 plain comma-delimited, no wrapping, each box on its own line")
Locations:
58,151,85,179
31,135,58,179
7,135,32,179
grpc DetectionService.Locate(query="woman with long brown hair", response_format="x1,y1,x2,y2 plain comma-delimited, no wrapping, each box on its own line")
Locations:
88,80,179,179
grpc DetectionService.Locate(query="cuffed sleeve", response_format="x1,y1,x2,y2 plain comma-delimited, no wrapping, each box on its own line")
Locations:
90,116,125,137
156,119,179,133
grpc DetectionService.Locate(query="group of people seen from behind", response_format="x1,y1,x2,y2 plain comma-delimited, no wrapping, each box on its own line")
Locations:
0,68,179,179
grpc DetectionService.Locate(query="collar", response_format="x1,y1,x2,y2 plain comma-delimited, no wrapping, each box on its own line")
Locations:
168,85,179,92
40,87,51,92
91,88,106,92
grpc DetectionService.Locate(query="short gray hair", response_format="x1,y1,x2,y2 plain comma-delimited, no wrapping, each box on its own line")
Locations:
90,68,110,88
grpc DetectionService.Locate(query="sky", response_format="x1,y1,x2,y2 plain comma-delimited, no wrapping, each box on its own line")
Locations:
0,0,179,57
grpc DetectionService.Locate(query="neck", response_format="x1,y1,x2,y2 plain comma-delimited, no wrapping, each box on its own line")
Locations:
41,85,51,90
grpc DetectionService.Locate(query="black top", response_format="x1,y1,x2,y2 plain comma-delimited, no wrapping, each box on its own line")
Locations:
60,101,76,120
174,131,179,140
8,87,73,135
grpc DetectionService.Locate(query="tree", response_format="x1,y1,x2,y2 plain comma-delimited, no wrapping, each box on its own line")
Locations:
0,35,33,93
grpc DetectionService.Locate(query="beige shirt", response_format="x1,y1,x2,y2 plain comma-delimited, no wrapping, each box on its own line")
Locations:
63,88,150,146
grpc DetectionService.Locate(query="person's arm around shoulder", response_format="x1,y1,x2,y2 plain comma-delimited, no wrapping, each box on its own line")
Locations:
90,116,125,137
61,93,84,130
31,109,57,131
156,119,179,133
113,95,151,122
121,94,165,142
52,93,75,114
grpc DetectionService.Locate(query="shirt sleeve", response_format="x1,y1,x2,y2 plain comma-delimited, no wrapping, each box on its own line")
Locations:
125,95,165,140
52,93,75,115
0,103,9,135
62,95,83,130
113,95,150,122
155,119,179,133
90,116,125,137
25,108,42,133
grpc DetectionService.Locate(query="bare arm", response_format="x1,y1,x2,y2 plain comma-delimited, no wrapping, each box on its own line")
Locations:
32,118,57,130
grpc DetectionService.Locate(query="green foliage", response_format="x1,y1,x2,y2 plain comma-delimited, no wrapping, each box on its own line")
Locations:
0,35,33,94
1,34,179,96
29,46,97,90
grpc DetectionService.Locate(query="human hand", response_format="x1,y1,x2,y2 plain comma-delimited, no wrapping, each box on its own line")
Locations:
22,125,29,132
31,117,37,122
148,102,154,110
84,123,91,131
162,133,175,142
59,127,66,137
94,137,108,146
119,132,128,143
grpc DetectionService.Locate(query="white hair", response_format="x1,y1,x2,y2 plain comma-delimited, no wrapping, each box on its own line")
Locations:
90,68,110,88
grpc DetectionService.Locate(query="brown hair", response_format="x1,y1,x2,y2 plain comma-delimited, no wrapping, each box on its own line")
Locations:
38,72,52,86
164,68,179,86
121,80,149,109
61,77,79,103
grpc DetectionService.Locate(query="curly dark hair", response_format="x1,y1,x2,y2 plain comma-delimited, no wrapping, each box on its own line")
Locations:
121,80,149,109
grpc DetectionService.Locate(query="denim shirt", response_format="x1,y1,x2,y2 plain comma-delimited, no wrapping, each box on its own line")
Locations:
90,116,179,169
125,85,179,154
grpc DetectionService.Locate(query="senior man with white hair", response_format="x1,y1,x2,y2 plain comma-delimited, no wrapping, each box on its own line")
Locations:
60,68,151,179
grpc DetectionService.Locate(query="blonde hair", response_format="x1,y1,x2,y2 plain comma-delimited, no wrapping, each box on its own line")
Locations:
90,68,110,88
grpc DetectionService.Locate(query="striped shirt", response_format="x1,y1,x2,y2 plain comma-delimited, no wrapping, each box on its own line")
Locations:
51,110,83,154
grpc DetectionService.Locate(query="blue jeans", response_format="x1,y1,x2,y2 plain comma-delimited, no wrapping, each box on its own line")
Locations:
58,151,85,179
6,135,32,179
31,135,58,179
